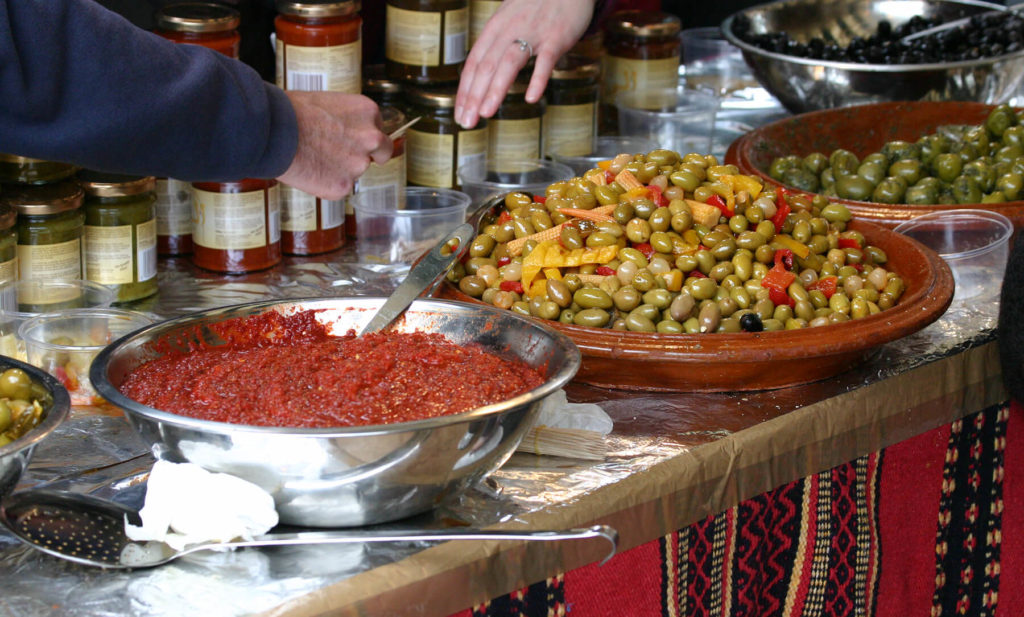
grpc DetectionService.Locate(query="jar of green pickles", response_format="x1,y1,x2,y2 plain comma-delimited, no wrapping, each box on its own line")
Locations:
3,181,85,284
0,203,16,286
78,172,159,303
0,154,77,185
404,87,488,188
544,55,599,157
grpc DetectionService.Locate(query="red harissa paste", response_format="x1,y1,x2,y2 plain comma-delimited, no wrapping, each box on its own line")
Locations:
119,309,545,428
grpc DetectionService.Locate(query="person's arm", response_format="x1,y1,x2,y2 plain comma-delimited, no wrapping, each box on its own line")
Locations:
0,0,390,199
454,0,597,129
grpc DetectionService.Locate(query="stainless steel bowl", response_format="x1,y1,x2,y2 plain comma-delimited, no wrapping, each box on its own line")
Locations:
0,357,71,499
721,0,1024,113
90,298,581,528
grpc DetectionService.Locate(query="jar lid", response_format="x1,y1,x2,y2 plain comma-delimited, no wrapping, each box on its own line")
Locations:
405,87,457,109
0,203,14,231
606,10,681,38
2,181,84,216
276,0,360,18
156,2,241,33
363,64,403,96
381,106,407,135
551,54,600,81
0,153,47,165
78,171,157,198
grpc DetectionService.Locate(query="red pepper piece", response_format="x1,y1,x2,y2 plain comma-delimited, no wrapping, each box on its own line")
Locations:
533,195,547,204
850,263,863,271
689,269,707,279
807,275,838,299
595,266,615,276
634,242,655,259
605,170,616,184
773,248,794,271
771,189,790,233
767,286,794,308
706,194,732,217
500,280,524,294
496,256,511,267
649,185,668,208
838,237,861,249
497,211,512,224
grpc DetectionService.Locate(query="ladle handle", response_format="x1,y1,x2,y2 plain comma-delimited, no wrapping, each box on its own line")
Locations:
359,222,475,335
185,524,619,564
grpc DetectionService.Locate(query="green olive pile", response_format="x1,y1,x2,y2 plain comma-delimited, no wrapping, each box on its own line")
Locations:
448,150,907,334
0,367,50,446
768,105,1024,205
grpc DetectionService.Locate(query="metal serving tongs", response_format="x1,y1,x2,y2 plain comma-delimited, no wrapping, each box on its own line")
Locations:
0,489,618,569
358,196,509,335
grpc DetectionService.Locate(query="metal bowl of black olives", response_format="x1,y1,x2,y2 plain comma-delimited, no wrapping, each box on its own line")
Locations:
722,0,1024,114
0,357,70,499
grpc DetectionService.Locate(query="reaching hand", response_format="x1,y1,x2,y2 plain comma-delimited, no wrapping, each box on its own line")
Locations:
454,0,596,129
276,91,393,200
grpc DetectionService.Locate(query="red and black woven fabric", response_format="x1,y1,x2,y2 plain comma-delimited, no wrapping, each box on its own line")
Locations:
450,401,1022,617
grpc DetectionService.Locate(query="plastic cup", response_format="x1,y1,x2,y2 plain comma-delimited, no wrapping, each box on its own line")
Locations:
457,159,574,207
19,307,154,405
549,136,659,177
0,280,116,363
351,187,471,265
616,87,720,156
680,26,756,96
893,209,1012,303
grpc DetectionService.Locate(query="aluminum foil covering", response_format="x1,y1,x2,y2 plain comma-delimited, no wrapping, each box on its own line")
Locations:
0,241,1002,617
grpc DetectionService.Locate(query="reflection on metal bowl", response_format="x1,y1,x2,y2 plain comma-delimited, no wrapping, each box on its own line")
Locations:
721,0,1024,114
0,357,70,499
90,298,580,528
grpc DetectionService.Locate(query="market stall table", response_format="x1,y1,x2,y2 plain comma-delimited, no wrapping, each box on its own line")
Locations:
0,244,1003,617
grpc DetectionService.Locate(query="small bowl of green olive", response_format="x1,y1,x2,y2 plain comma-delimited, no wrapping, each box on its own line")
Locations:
0,357,70,498
725,101,1024,229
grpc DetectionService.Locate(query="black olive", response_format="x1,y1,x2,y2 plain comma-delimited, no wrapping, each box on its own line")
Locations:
739,313,763,333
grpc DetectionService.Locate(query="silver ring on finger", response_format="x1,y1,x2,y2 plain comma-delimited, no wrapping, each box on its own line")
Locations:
513,38,534,57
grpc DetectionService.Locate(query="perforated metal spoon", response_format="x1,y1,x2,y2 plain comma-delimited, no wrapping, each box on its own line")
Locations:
0,489,618,569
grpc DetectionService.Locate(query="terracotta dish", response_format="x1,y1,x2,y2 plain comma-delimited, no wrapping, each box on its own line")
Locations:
725,101,1024,228
439,220,954,392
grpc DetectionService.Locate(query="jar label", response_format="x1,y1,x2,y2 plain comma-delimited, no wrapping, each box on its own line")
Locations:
488,118,542,173
443,7,469,65
155,178,193,236
407,129,455,188
386,6,443,66
544,102,596,157
268,184,282,243
600,56,680,104
17,238,81,283
469,0,502,46
321,198,344,230
136,218,158,282
457,128,488,179
84,224,135,285
354,152,407,210
193,187,270,250
276,40,362,94
281,185,317,232
0,257,17,287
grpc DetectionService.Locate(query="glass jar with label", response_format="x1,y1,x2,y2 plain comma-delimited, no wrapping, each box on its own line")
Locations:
275,0,362,94
363,64,406,112
154,2,241,57
544,56,599,158
404,87,488,189
279,186,345,255
191,179,282,273
4,181,84,284
78,172,159,303
601,11,681,133
468,0,501,47
386,0,468,85
0,203,16,286
488,78,544,173
154,178,193,256
347,106,408,237
0,154,77,185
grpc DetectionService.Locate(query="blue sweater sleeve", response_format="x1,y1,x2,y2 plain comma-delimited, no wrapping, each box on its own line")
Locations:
0,0,298,181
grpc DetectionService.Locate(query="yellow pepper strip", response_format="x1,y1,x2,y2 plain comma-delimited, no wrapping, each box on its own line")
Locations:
621,186,650,202
684,199,723,228
521,240,555,290
682,229,700,245
722,174,763,199
542,268,562,281
773,235,810,259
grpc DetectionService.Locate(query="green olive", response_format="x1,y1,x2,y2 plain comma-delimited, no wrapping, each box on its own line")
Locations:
871,178,906,204
986,104,1016,138
613,286,642,312
803,152,829,175
0,368,32,401
613,202,635,225
594,185,620,206
835,175,875,201
560,225,584,250
573,288,613,310
933,153,963,183
997,173,1023,201
829,149,860,176
888,159,922,185
856,161,886,185
952,175,983,204
781,167,819,192
574,308,611,328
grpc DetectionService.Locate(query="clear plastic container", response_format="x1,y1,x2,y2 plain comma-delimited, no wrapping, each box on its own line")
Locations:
0,279,116,364
616,87,720,156
19,307,153,405
549,135,658,176
351,187,470,264
893,209,1012,304
456,159,573,206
